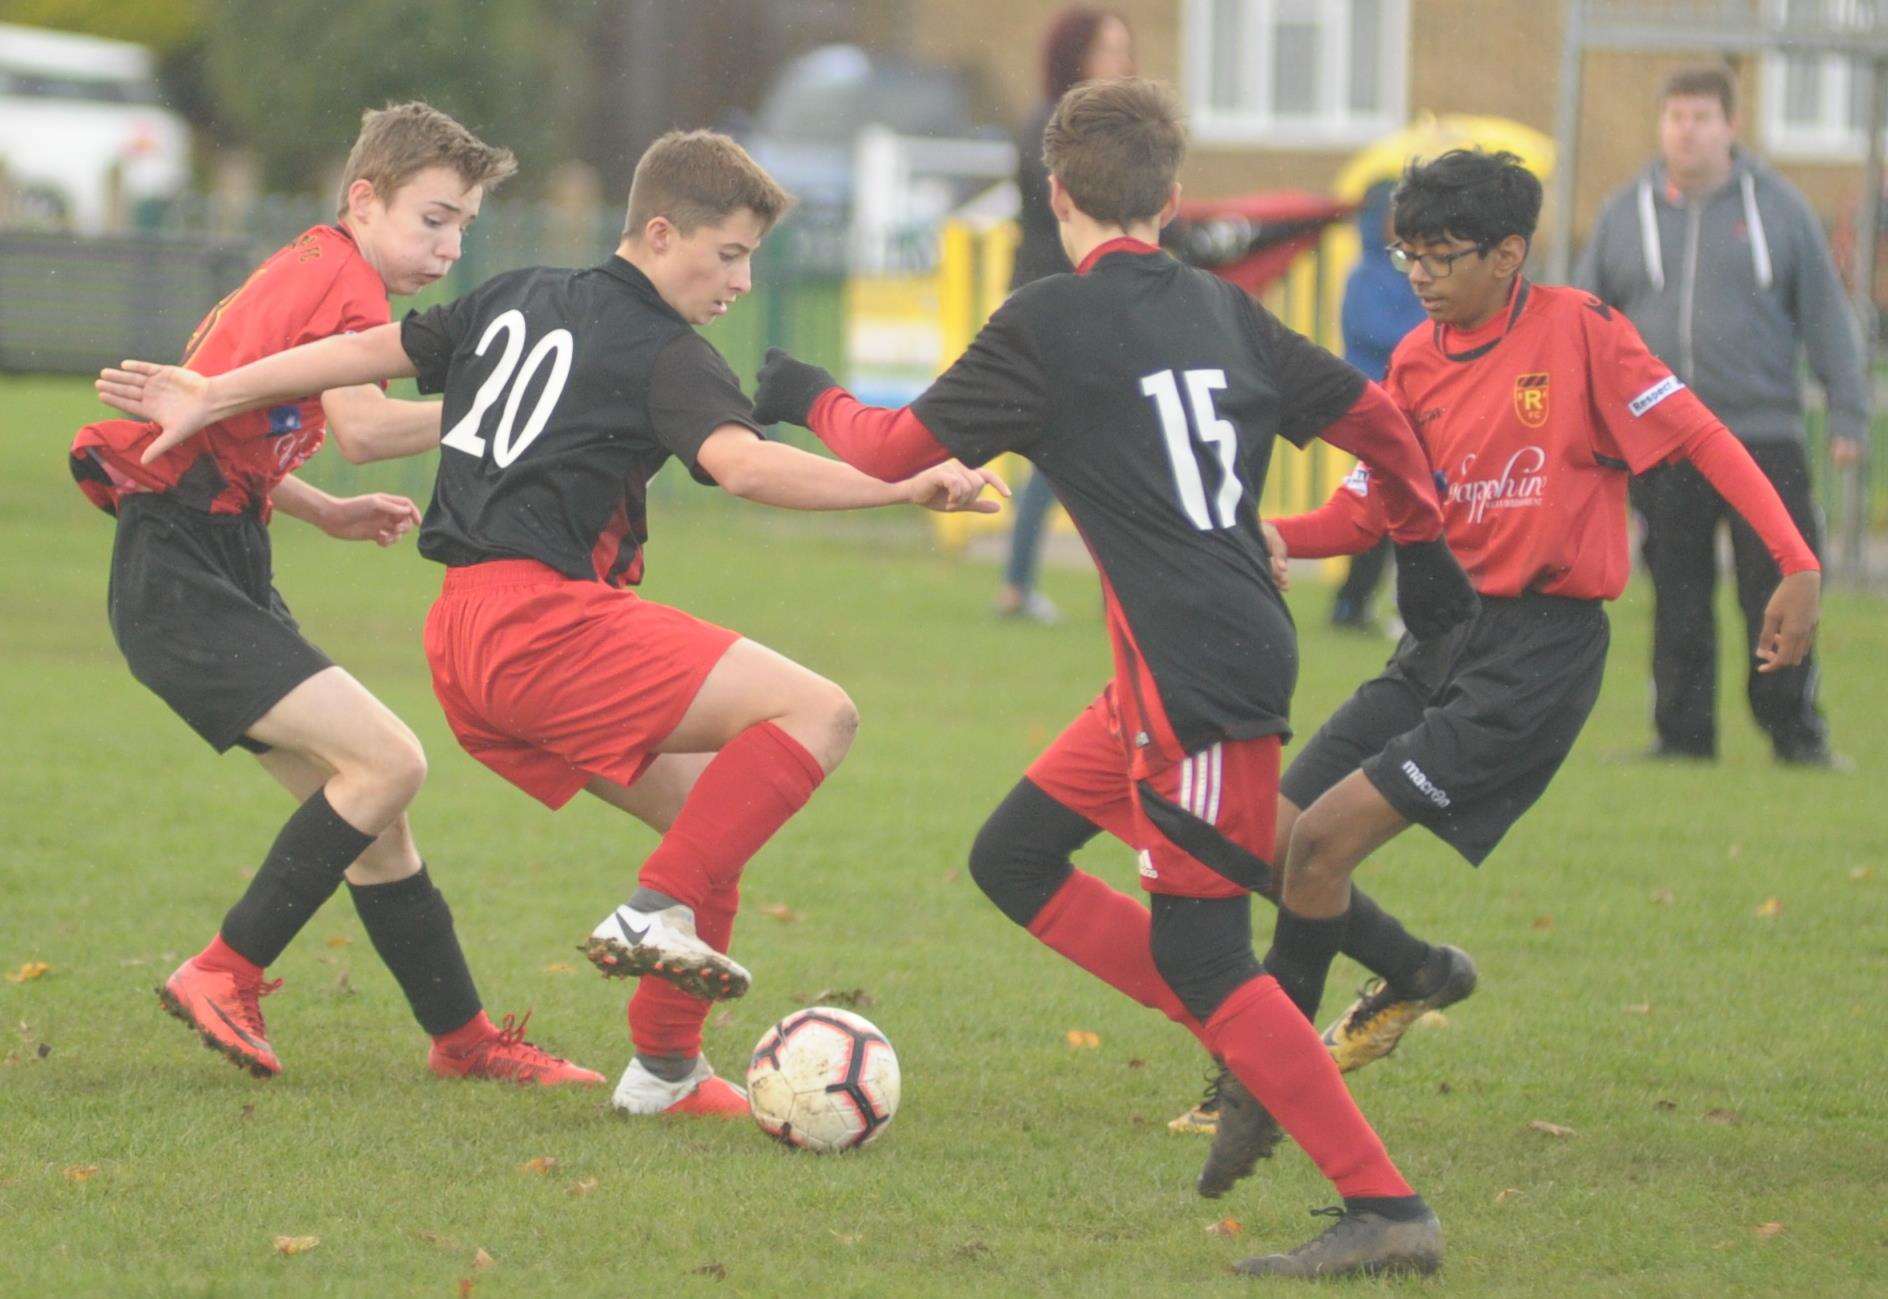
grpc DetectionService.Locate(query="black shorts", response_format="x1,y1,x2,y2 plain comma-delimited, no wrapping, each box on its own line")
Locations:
107,493,333,754
1281,593,1608,865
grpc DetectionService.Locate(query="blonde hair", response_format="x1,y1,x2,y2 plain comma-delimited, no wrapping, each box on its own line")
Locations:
336,101,516,218
623,130,793,240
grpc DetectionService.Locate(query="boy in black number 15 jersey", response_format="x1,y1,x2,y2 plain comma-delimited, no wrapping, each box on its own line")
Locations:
98,130,1003,1122
753,79,1476,1281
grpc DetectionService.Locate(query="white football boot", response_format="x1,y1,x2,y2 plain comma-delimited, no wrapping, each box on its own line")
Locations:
611,1055,749,1118
582,901,752,1000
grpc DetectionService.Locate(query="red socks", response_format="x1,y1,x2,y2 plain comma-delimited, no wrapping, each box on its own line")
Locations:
1027,871,1206,1041
637,722,825,907
196,933,264,983
628,722,823,1058
431,1009,498,1055
627,882,739,1058
1204,975,1413,1200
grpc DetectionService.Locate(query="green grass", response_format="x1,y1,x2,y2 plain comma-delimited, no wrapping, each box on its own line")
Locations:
2,374,1883,1298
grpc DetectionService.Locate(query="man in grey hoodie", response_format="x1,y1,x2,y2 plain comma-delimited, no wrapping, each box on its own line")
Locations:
1576,65,1866,767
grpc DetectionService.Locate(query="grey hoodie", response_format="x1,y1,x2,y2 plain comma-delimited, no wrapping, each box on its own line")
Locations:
1574,147,1868,447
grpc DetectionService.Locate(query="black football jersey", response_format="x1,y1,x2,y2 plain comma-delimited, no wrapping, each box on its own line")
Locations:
911,244,1363,759
401,256,760,586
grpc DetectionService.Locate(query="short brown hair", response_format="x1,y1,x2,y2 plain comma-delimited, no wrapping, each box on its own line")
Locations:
622,130,794,240
336,102,516,218
1661,66,1736,118
1042,77,1185,227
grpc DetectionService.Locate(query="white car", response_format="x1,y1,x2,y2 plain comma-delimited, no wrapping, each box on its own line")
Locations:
0,22,190,231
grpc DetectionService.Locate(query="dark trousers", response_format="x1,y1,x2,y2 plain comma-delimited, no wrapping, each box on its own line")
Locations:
1330,537,1390,623
1635,440,1828,759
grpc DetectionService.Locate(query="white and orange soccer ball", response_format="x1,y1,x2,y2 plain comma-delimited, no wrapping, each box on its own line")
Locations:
746,1007,900,1152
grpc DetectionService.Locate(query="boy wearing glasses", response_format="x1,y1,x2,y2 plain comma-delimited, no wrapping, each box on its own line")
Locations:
1253,150,1821,1071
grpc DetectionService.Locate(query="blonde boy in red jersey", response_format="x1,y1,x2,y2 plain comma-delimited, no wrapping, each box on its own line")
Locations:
1255,150,1820,1067
69,103,599,1087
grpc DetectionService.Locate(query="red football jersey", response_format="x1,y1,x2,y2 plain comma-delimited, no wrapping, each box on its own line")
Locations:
1285,281,1717,600
71,225,389,521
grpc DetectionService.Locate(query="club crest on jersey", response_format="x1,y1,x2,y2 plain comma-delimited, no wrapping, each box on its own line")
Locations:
1512,372,1549,428
266,405,303,437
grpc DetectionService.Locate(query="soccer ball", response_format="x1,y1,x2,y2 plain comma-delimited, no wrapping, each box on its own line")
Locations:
746,1007,900,1152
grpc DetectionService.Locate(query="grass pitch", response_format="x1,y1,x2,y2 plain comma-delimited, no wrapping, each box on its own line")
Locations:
2,375,1883,1297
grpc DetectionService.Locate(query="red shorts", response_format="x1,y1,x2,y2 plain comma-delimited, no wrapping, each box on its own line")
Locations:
423,559,740,810
1025,685,1279,900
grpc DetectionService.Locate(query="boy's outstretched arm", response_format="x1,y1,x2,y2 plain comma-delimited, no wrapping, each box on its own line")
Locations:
695,425,1002,514
321,386,443,465
270,473,421,546
752,346,965,481
96,322,416,464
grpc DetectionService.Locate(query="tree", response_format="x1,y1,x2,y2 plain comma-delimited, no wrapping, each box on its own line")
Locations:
200,0,580,194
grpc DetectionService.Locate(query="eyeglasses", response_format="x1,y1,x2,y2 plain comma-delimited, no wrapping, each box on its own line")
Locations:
1387,244,1488,278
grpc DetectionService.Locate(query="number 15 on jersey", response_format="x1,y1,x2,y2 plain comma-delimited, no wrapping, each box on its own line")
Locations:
1141,368,1242,532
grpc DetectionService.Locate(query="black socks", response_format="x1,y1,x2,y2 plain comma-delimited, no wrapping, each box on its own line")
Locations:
221,789,375,968
1264,906,1349,1020
1342,890,1436,994
348,866,483,1037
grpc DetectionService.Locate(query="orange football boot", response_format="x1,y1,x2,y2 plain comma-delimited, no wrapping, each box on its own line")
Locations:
428,1011,604,1087
157,956,283,1078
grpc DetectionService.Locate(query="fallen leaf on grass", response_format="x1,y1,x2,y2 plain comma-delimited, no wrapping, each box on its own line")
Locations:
1753,1221,1785,1239
1065,1029,1101,1050
1650,888,1676,906
1493,1187,1524,1205
1849,866,1874,882
688,1262,728,1280
568,1178,599,1198
1125,1058,1146,1070
415,1230,462,1251
812,987,875,1009
1623,1003,1653,1016
332,971,353,996
1526,1120,1575,1138
1654,1099,1678,1112
518,1156,559,1175
941,868,962,885
272,1236,319,1256
1436,1081,1453,1095
542,962,574,975
472,1247,495,1270
63,1165,99,1182
759,903,800,923
1205,1218,1242,1237
1530,915,1554,931
829,1230,860,1246
1414,1011,1450,1030
324,935,351,949
5,962,51,984
1703,1108,1741,1126
457,1279,475,1299
240,1104,256,1120
1754,897,1784,919
35,1043,51,1059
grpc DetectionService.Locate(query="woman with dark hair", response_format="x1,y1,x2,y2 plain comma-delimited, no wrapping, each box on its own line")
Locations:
994,6,1134,623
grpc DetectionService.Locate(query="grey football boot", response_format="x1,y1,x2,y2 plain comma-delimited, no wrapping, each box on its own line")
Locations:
1235,1204,1444,1279
1196,1066,1283,1198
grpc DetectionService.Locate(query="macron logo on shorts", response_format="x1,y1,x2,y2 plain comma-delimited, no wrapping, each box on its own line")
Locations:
1137,850,1158,880
1401,758,1451,808
1628,375,1684,417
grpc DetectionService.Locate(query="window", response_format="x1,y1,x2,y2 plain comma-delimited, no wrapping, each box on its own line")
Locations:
1185,0,1409,147
1759,0,1888,158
